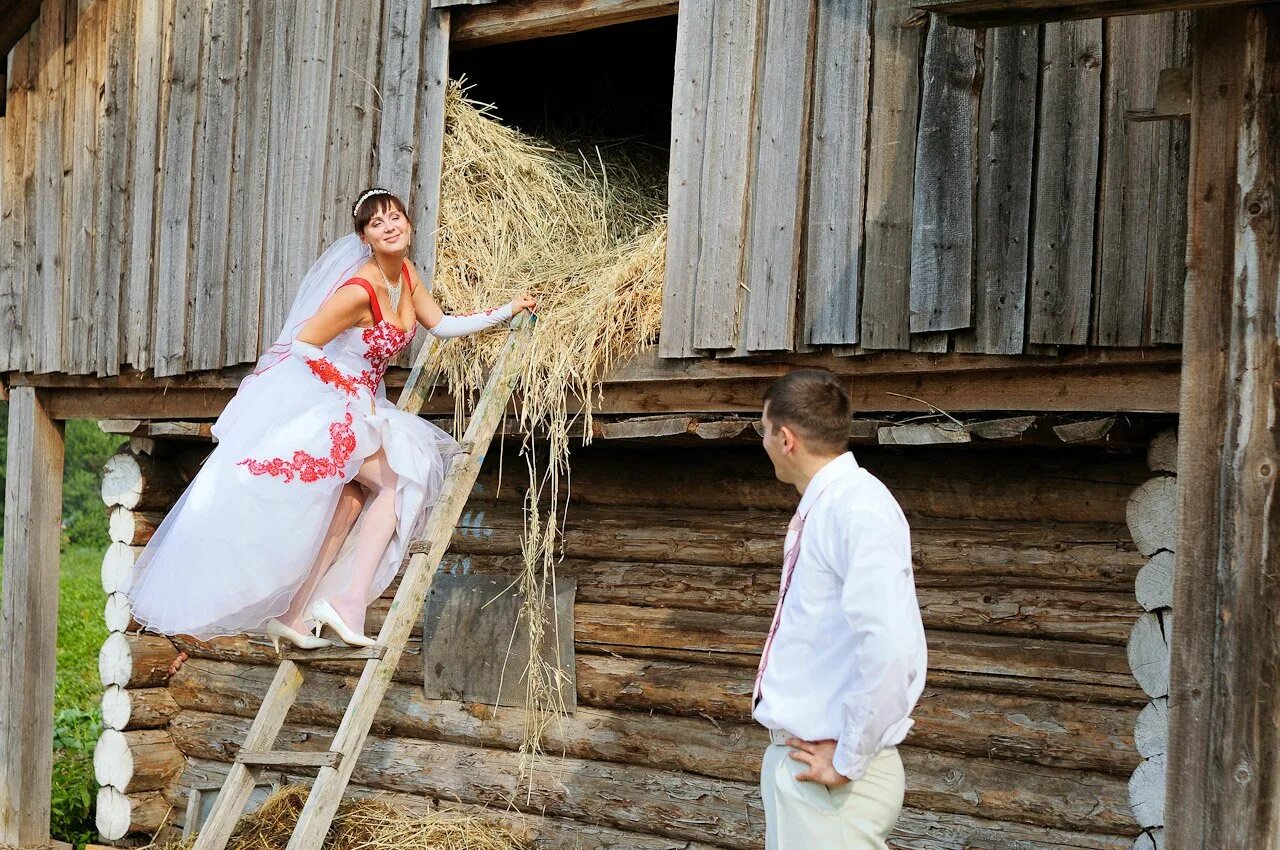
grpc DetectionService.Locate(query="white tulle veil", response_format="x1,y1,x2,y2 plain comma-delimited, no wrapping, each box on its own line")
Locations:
251,233,372,376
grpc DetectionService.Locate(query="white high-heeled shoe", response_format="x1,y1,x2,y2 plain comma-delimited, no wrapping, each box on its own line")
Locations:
265,618,332,652
309,599,376,647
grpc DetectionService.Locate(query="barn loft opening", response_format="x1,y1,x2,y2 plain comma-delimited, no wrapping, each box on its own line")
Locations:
450,16,677,156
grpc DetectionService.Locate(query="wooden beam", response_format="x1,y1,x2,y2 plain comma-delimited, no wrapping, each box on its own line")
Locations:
450,0,678,50
1167,6,1280,849
14,356,1181,418
4,346,1183,390
912,0,1268,28
0,388,65,847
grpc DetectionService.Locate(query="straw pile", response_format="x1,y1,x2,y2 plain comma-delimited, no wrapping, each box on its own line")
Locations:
157,786,524,850
425,82,668,780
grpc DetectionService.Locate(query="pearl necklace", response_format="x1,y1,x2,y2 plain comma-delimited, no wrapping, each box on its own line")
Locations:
376,260,403,313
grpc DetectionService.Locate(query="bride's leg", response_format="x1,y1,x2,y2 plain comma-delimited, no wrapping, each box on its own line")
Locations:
328,448,400,634
279,481,366,631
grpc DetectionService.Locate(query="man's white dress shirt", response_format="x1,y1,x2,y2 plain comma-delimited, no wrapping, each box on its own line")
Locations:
752,452,928,781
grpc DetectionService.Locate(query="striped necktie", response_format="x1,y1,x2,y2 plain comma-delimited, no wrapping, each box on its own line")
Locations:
753,510,805,704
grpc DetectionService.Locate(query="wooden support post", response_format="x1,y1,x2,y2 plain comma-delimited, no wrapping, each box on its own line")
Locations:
0,388,65,847
1168,5,1280,849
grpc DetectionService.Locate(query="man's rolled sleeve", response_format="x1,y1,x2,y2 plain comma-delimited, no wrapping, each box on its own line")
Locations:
831,509,922,781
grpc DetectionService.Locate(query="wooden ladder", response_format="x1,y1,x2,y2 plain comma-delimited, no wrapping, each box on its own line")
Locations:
190,320,528,850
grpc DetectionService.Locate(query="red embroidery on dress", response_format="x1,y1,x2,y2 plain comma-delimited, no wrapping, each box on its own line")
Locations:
358,321,415,393
304,357,358,397
236,412,357,483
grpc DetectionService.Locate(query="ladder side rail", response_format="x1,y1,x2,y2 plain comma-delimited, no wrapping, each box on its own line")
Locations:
284,325,526,850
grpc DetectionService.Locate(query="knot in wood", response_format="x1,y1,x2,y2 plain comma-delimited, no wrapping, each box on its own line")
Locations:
1234,760,1253,785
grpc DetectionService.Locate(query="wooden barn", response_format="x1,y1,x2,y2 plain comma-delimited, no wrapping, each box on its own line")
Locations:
0,0,1275,849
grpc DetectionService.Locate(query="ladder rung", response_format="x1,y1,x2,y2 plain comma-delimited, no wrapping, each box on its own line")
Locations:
235,750,342,769
282,644,386,662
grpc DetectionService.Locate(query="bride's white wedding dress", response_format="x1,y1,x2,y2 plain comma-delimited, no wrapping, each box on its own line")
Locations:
128,254,460,640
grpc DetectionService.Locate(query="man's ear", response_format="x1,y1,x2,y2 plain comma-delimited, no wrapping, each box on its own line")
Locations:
779,424,798,454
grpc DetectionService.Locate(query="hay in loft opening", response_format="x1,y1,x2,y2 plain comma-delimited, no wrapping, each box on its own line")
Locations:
425,80,668,777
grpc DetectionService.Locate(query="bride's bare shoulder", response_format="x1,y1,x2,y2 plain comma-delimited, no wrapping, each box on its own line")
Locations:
403,259,427,293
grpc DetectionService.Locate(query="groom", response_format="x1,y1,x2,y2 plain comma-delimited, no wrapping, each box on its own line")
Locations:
754,369,927,849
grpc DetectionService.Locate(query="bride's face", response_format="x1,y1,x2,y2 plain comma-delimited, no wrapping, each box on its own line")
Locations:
362,204,412,255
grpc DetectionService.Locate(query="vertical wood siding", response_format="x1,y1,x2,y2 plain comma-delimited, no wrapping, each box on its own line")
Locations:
1,2,1191,374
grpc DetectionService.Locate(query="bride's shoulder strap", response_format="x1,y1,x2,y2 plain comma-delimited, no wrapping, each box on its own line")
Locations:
337,277,382,322
401,260,416,293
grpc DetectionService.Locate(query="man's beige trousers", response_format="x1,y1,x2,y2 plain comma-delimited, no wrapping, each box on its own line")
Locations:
760,744,905,850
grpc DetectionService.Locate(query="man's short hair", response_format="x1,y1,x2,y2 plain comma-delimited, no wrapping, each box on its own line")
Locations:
763,369,851,455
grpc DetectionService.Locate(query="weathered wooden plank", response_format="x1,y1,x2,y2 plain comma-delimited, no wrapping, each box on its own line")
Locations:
261,0,337,353
64,0,106,374
913,0,1250,29
93,0,137,376
421,574,576,709
188,0,242,372
1168,8,1280,849
258,0,296,357
26,0,66,373
957,25,1038,354
1094,13,1188,347
375,0,426,200
0,28,35,372
450,0,678,50
657,0,713,357
691,0,761,352
740,0,814,352
910,16,975,334
401,7,449,368
123,0,165,372
223,0,273,367
318,1,381,248
802,0,871,347
152,0,204,376
861,0,925,350
0,389,64,846
1149,13,1193,345
1027,20,1102,346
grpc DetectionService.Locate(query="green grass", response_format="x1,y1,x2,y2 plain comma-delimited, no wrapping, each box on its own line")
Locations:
0,544,109,849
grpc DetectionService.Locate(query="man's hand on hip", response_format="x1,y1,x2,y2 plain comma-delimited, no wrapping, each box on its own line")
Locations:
785,738,850,787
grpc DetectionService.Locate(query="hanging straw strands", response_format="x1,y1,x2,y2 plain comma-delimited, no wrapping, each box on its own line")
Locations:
425,83,667,785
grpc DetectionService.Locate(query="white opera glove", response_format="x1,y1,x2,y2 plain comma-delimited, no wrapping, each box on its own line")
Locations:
427,302,516,339
291,337,365,403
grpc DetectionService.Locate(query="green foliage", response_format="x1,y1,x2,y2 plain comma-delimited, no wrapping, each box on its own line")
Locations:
51,707,101,849
0,405,123,549
53,546,109,849
62,420,127,549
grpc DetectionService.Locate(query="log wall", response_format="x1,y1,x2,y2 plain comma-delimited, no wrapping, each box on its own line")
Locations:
96,435,1155,848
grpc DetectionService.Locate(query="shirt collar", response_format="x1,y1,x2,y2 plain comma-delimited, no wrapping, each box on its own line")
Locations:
797,452,857,517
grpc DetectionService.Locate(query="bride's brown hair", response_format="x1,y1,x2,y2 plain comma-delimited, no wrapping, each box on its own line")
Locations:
352,188,413,235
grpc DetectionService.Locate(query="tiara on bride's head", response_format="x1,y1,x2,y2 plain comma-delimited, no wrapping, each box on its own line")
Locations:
352,188,392,218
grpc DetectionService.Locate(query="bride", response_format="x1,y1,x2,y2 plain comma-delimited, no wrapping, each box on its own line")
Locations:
128,187,536,650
